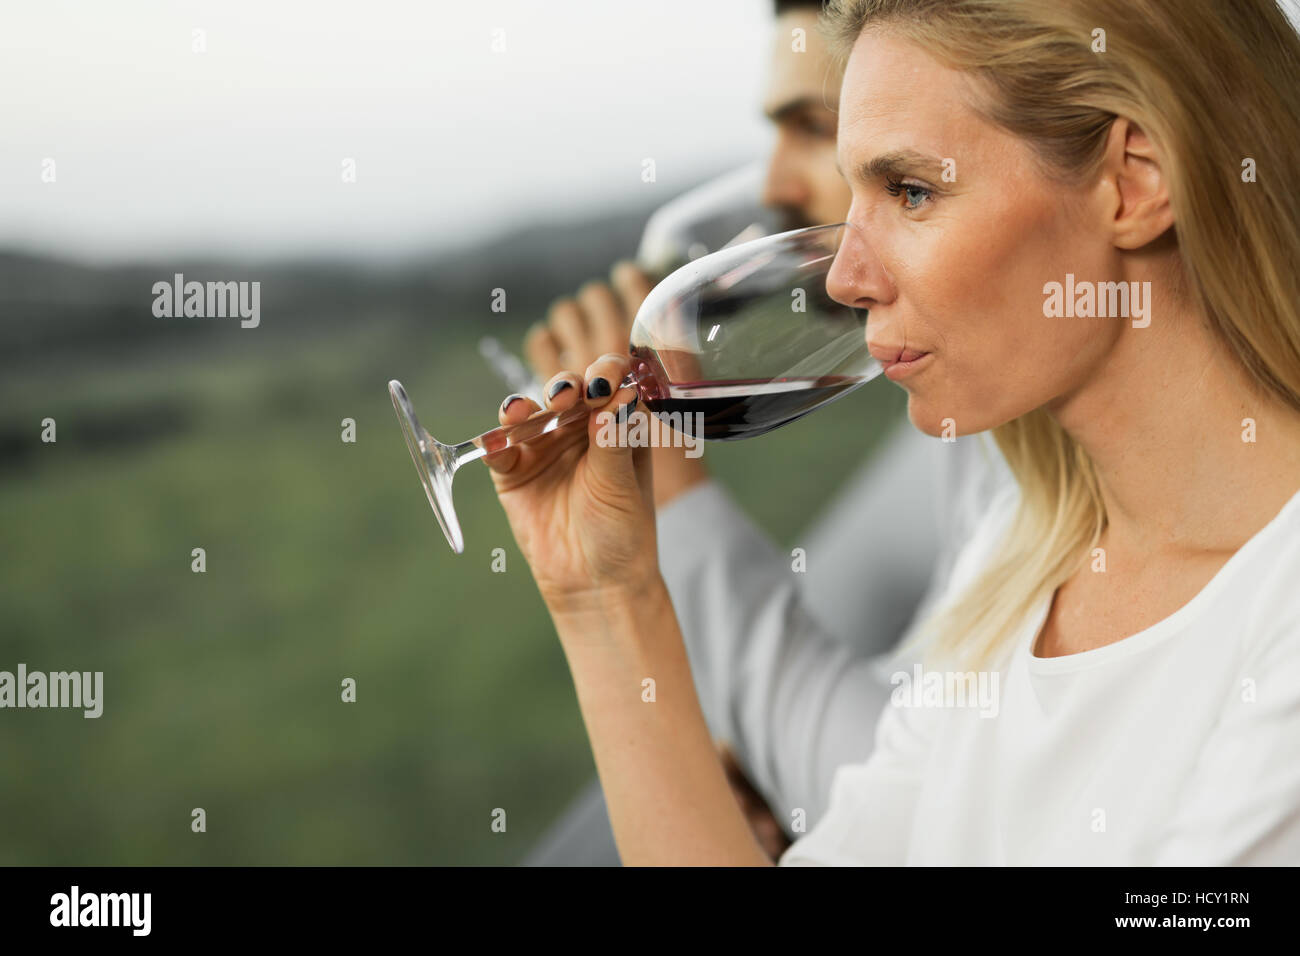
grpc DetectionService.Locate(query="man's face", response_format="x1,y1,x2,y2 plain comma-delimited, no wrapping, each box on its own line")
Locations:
761,9,852,230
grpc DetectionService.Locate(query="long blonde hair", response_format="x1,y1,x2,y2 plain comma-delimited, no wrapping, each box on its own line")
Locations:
822,0,1300,670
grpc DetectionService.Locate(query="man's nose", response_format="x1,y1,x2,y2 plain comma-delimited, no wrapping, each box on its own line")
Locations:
826,221,890,311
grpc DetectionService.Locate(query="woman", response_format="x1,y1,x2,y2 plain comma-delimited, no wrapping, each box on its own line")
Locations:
485,0,1300,865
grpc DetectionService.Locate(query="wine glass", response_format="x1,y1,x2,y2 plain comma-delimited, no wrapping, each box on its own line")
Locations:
390,222,881,555
477,161,779,404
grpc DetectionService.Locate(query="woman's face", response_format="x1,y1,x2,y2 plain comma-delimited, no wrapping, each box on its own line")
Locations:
827,30,1122,437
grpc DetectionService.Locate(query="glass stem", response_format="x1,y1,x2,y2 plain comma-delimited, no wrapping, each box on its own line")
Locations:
449,372,639,471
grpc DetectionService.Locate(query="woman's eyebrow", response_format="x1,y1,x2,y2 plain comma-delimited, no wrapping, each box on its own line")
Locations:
836,149,948,183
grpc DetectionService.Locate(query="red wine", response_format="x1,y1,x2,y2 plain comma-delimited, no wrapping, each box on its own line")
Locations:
640,375,868,441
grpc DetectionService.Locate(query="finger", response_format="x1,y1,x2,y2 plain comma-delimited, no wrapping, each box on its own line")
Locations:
577,280,631,358
483,392,542,474
582,353,640,488
582,353,635,412
499,391,542,423
611,260,655,326
547,297,588,368
523,322,563,379
631,440,653,512
542,371,584,410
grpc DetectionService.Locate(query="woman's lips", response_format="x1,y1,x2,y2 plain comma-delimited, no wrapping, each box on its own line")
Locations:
882,349,932,381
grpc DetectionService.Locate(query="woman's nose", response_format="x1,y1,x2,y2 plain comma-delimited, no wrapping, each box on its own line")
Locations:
826,221,890,310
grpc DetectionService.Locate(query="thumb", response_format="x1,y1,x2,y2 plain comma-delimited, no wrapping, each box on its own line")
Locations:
585,389,645,494
581,354,642,496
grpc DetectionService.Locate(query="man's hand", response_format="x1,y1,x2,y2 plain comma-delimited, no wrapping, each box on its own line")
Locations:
717,741,791,862
524,261,651,379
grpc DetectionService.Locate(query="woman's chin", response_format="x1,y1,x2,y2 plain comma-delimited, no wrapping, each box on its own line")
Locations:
906,400,991,440
906,401,954,439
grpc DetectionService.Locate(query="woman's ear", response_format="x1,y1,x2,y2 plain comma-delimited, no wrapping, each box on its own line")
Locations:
1096,117,1175,250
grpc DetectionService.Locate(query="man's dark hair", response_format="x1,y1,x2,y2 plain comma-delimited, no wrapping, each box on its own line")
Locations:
774,0,824,13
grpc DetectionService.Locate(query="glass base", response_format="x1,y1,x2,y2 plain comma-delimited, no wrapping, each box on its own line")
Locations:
389,380,465,554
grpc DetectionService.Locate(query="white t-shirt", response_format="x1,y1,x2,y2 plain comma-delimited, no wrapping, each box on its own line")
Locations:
780,480,1300,865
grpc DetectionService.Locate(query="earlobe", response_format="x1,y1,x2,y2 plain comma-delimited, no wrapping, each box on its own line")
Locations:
1107,118,1175,249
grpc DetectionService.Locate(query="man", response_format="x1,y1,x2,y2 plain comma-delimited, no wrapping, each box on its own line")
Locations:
520,0,1011,865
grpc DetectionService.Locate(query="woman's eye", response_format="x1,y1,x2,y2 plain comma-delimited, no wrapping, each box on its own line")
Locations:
885,179,933,210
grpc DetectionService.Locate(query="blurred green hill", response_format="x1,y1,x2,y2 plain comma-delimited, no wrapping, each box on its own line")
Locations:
0,206,905,864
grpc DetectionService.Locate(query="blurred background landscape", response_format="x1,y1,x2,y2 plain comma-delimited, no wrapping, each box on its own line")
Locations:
0,0,907,864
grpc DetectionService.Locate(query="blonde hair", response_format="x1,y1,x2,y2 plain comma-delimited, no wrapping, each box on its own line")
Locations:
823,0,1300,670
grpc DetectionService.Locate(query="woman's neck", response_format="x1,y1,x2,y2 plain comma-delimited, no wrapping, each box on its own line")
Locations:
1047,285,1300,561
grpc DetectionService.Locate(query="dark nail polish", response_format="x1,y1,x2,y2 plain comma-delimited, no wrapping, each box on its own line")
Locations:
547,379,574,400
586,377,611,399
501,393,525,413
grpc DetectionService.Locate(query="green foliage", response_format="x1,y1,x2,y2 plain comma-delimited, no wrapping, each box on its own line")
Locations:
0,315,904,864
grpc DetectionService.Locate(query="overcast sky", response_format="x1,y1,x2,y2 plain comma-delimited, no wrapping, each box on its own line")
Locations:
0,0,773,263
3,1,1297,265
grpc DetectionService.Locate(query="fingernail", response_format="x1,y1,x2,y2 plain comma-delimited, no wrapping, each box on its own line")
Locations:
501,393,525,413
616,393,638,422
586,377,611,399
547,379,573,400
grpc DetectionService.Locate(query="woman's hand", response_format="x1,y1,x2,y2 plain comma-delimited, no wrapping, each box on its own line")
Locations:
485,352,657,611
486,354,772,866
520,263,710,510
